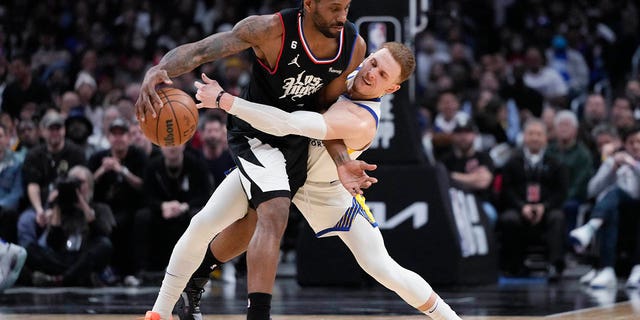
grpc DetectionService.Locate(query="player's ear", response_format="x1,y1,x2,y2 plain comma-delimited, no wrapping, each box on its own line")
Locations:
384,84,401,95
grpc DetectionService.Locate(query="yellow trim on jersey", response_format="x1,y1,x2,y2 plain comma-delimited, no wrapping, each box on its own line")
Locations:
355,194,376,224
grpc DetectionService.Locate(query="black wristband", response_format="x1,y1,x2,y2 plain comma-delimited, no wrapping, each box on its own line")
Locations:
215,90,226,109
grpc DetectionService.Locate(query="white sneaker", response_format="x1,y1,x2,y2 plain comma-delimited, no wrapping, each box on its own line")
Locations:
626,265,640,288
570,224,595,253
580,269,598,285
590,267,617,289
0,241,27,291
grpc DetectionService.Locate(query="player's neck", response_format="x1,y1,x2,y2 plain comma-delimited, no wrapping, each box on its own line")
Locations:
345,85,381,101
300,16,338,49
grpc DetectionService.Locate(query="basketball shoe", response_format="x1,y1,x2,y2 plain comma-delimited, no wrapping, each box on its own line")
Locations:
176,277,209,320
0,240,27,291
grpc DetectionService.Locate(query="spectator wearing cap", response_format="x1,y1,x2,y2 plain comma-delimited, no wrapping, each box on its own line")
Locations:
545,35,589,100
498,119,568,280
441,118,498,227
17,111,86,248
74,72,102,139
547,110,593,241
88,117,146,282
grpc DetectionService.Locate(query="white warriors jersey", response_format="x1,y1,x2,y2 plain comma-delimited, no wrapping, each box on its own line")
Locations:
305,94,381,183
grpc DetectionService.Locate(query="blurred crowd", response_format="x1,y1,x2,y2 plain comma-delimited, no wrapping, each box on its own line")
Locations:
420,0,640,288
0,0,639,290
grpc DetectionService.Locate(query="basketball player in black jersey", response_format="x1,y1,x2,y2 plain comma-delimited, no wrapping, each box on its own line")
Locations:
135,1,372,319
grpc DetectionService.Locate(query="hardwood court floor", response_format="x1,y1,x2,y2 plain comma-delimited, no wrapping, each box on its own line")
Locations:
1,302,639,320
2,277,640,320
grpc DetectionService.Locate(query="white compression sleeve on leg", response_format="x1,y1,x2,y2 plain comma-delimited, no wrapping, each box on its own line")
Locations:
152,170,249,319
338,217,433,308
228,97,328,139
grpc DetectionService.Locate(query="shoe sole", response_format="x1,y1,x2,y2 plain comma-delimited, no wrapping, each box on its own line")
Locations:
0,247,27,291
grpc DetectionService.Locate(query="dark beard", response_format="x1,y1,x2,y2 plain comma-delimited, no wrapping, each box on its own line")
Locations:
311,13,342,39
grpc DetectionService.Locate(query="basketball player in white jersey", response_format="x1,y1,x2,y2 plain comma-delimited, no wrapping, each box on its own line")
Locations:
145,42,461,320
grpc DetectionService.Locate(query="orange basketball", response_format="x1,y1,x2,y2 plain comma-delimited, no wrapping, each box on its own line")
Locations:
141,87,199,147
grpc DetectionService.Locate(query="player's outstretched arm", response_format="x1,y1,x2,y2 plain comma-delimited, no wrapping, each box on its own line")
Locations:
135,14,281,121
195,74,372,140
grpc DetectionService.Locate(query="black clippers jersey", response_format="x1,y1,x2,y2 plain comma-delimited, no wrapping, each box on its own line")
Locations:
228,8,358,148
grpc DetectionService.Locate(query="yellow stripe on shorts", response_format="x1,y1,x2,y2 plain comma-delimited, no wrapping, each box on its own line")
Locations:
355,194,376,224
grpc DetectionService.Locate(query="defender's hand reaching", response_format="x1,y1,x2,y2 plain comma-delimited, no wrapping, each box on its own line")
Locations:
337,159,378,196
194,73,231,110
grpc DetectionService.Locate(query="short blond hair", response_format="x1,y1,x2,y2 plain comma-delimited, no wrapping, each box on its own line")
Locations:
379,42,416,84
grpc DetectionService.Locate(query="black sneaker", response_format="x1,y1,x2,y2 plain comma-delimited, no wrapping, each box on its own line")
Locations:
176,277,209,320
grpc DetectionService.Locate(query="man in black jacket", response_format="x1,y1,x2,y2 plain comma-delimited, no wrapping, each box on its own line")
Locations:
498,119,568,279
136,144,212,271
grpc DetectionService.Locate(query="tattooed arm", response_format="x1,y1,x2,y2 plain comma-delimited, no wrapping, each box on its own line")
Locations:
135,14,283,121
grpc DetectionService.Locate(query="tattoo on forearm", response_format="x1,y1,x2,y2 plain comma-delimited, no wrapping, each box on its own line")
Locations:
333,151,350,166
159,31,251,78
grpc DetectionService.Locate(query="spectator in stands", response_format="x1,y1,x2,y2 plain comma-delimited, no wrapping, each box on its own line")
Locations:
129,119,161,159
611,96,636,133
498,119,568,280
472,89,511,149
442,118,497,227
591,124,622,169
579,94,609,157
197,112,234,189
523,47,568,108
25,165,114,287
626,79,640,117
545,35,589,100
64,108,96,159
59,91,81,117
570,125,640,289
0,124,23,243
500,63,545,119
12,118,39,162
88,105,120,151
88,118,145,283
17,112,86,248
74,72,101,133
0,112,18,148
415,31,450,95
136,144,212,271
431,90,469,158
1,54,52,121
547,110,593,241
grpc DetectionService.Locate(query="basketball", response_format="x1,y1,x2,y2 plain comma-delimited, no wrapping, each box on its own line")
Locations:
140,87,199,147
